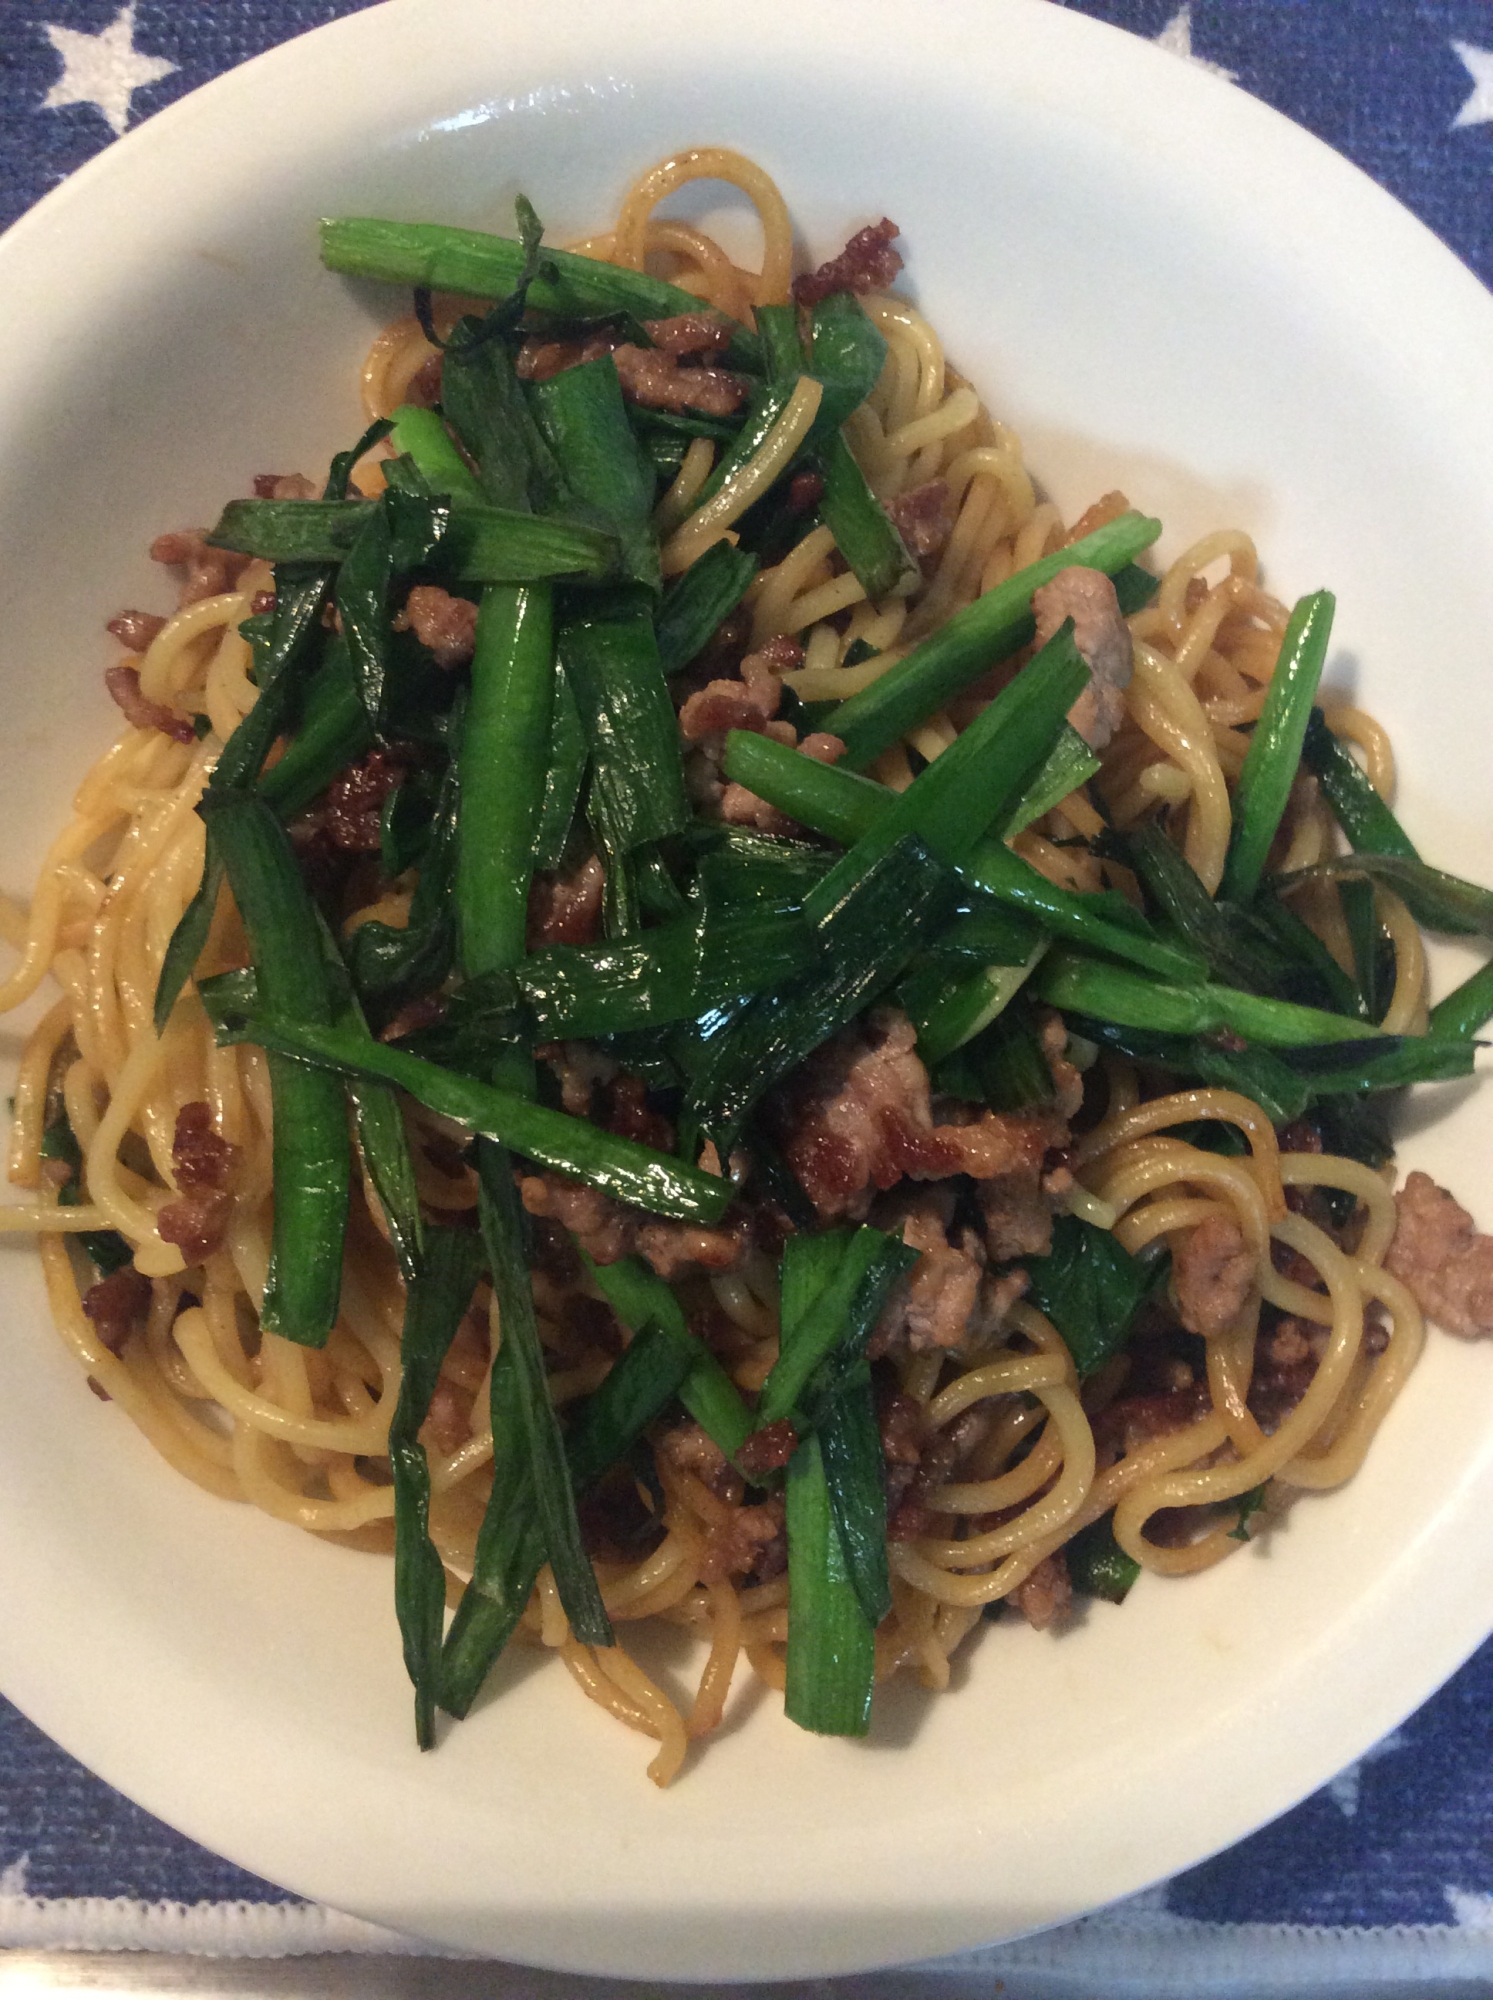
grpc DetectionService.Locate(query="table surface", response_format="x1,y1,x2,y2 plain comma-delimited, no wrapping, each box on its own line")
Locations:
2,1,1493,1993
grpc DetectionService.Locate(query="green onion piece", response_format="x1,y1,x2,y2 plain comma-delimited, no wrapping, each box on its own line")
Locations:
1065,1512,1141,1604
1429,960,1493,1039
720,727,1204,983
198,999,729,1225
1300,708,1419,861
476,1144,612,1645
1220,590,1335,901
1023,1214,1158,1379
389,1226,484,1747
680,835,964,1155
530,356,661,591
255,641,374,822
198,793,350,1347
582,1252,754,1460
534,665,588,872
807,292,889,436
817,431,916,600
808,627,1090,915
900,944,1048,1066
1033,948,1382,1048
560,586,689,854
319,216,764,372
387,404,485,505
823,510,1162,769
759,1227,916,1429
207,495,618,583
816,1372,893,1628
334,488,450,727
1273,851,1492,940
1000,723,1101,838
784,1434,875,1737
440,333,567,515
654,541,760,674
457,583,555,979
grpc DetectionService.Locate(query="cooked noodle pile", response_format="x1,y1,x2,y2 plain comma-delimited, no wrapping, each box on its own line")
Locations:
4,148,1478,1787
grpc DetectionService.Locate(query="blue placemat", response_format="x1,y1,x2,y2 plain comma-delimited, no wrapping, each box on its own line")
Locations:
2,1,1493,1987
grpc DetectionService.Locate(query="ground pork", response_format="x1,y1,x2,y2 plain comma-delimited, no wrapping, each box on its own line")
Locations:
103,665,195,744
81,1267,151,1354
397,585,479,668
642,313,733,357
170,1101,238,1191
1012,1553,1072,1631
252,473,317,501
777,1007,1064,1222
1031,564,1134,750
149,529,251,607
1060,489,1130,549
518,1171,746,1281
888,479,954,564
792,218,903,306
1172,1212,1256,1337
106,609,166,652
527,855,606,948
1386,1170,1493,1338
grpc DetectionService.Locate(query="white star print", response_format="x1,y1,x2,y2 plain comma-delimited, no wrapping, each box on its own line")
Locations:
1325,1728,1409,1820
1153,6,1237,84
1451,40,1493,131
41,4,175,140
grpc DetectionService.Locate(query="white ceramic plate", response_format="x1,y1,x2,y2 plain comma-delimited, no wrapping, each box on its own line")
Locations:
2,0,1493,1980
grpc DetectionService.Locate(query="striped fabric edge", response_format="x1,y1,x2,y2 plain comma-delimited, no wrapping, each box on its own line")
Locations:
5,1889,1493,1993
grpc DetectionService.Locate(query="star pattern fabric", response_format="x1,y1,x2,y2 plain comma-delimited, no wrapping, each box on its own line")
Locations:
1,0,1493,1983
40,3,174,137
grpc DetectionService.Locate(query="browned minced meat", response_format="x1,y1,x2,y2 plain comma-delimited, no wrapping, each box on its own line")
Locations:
1246,1316,1319,1432
81,1266,151,1355
888,480,954,563
1013,1553,1072,1632
171,1101,238,1191
678,635,803,743
792,218,903,307
252,473,316,501
519,1175,633,1265
610,344,749,418
605,1073,675,1154
787,468,825,515
872,1187,988,1354
1039,1010,1086,1121
419,1379,473,1456
1031,565,1133,751
701,1494,787,1584
888,1404,994,1540
1172,1211,1256,1337
396,584,480,669
736,1419,799,1478
659,1420,735,1497
642,313,733,357
1386,1170,1493,1338
1060,489,1130,550
379,994,447,1045
106,609,166,652
538,1041,619,1117
1093,1383,1212,1461
104,665,195,744
777,1006,1065,1223
149,530,251,607
516,332,615,382
404,352,444,408
319,748,408,853
518,1170,746,1281
527,855,606,948
157,1188,234,1263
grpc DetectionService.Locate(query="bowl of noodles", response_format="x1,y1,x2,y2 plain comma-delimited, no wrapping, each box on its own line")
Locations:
3,0,1493,1980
